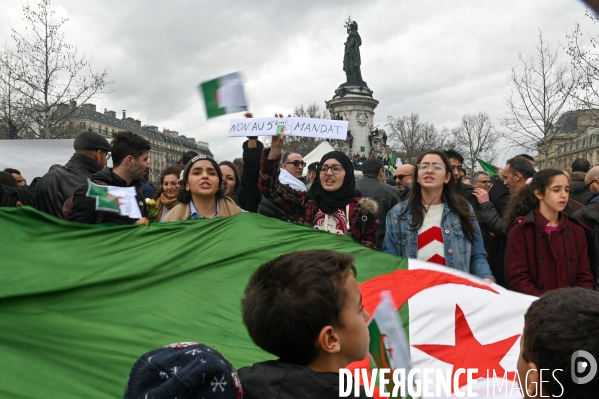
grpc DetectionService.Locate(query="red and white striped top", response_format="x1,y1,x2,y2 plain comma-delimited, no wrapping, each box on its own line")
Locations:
417,204,445,266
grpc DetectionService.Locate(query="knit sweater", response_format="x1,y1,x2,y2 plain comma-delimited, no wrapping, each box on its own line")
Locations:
417,204,445,265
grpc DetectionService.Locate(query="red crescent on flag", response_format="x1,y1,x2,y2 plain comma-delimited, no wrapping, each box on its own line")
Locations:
360,269,499,320
378,334,391,369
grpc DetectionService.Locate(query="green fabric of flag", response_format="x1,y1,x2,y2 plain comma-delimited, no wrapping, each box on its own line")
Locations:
199,71,247,119
87,181,120,212
389,154,397,167
0,208,406,399
477,158,500,177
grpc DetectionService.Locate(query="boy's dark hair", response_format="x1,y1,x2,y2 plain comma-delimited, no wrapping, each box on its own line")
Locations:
307,162,318,174
444,149,464,164
242,250,356,366
179,151,199,165
522,288,599,398
3,168,21,175
111,131,151,167
571,158,591,173
506,156,535,179
361,159,384,177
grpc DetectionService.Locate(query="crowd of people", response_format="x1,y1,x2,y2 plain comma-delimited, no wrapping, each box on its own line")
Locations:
2,127,599,398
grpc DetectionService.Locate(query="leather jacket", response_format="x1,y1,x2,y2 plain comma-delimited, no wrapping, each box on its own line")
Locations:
36,153,102,219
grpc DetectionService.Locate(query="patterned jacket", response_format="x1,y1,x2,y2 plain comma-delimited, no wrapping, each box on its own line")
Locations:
259,148,378,248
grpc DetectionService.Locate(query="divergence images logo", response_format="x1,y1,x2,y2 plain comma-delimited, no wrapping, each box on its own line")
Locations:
571,350,597,385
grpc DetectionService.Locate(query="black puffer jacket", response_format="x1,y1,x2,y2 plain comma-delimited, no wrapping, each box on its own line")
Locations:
355,174,399,249
36,153,102,219
573,202,599,290
238,360,369,399
68,167,147,224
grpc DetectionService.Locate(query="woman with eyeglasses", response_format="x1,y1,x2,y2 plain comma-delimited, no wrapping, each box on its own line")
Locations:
382,150,494,282
259,135,378,248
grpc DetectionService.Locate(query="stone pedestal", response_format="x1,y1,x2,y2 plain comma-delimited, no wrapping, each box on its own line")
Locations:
325,83,379,157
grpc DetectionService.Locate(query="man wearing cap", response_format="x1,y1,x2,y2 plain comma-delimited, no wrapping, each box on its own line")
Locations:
36,131,111,219
69,131,150,225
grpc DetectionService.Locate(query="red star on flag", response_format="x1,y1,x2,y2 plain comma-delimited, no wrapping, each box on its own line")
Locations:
413,304,520,391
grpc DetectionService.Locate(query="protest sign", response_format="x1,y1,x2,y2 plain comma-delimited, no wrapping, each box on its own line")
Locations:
228,117,349,140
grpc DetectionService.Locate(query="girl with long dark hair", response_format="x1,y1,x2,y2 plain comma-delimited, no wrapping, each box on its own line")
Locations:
163,155,242,221
504,169,594,295
382,150,494,281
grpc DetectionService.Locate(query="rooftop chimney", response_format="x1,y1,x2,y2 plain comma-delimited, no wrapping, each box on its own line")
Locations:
122,110,126,120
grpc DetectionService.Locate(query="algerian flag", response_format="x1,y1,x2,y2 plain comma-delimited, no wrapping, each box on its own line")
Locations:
199,71,248,119
0,208,535,398
389,165,396,175
477,158,500,177
86,179,142,218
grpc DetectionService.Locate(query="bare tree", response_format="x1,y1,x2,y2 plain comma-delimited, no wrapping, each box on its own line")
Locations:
261,102,329,155
450,112,500,177
0,0,110,139
0,47,33,139
386,112,447,164
568,11,599,112
501,30,577,168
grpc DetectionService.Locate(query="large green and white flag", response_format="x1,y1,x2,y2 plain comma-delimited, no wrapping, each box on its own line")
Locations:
0,208,537,398
86,179,142,218
199,71,247,119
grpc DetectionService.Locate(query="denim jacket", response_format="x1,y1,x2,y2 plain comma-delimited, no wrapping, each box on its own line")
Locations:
382,199,494,280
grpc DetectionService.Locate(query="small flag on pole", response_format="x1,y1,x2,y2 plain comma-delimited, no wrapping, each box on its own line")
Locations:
477,158,500,177
199,72,248,119
86,180,142,219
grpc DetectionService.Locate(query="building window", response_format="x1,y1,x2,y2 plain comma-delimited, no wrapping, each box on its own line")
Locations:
80,122,86,130
596,136,599,144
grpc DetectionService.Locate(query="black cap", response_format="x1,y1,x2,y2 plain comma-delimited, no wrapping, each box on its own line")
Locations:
73,131,111,152
124,342,244,399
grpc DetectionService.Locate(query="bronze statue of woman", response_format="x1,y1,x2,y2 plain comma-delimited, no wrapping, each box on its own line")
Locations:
343,21,364,84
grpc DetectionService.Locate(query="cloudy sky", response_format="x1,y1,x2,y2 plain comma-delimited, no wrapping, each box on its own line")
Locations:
0,0,595,164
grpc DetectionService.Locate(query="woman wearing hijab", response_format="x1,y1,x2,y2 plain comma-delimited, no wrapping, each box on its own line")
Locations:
153,165,184,221
259,135,378,248
163,155,242,222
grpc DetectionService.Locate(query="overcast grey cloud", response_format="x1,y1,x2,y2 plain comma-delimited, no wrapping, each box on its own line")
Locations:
0,0,593,164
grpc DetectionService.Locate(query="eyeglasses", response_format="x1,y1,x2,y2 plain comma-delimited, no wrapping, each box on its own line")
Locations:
417,163,445,171
320,165,344,174
476,180,491,185
284,160,306,168
395,174,412,180
585,179,598,192
102,151,111,160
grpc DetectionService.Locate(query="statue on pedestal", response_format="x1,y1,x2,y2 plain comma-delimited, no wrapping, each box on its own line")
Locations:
343,18,364,84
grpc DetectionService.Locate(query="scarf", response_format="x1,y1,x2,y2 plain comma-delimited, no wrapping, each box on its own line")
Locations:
155,192,179,221
162,196,242,222
306,151,360,214
279,168,307,192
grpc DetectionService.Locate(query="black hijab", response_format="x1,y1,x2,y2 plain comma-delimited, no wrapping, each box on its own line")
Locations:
306,151,360,214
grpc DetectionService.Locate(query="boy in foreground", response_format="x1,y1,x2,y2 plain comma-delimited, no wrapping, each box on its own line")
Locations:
239,249,371,398
518,287,599,398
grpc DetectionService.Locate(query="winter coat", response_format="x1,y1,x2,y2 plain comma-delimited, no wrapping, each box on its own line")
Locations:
162,197,242,221
238,360,369,399
68,167,147,224
238,139,264,213
573,202,599,290
259,150,378,248
569,171,591,205
355,174,400,249
36,153,102,219
505,208,595,296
